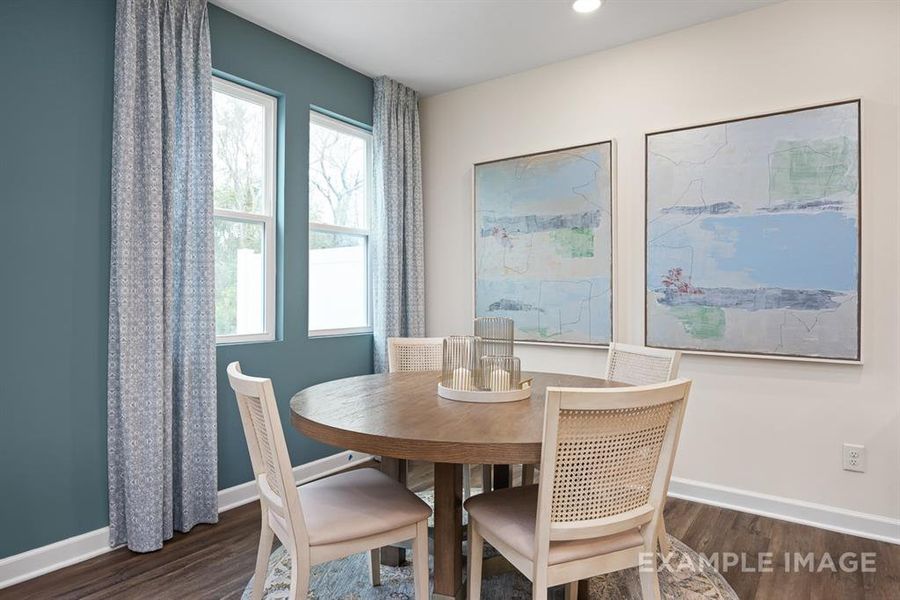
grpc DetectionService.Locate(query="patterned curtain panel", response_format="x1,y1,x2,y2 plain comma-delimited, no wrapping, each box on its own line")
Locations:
107,0,217,552
372,77,426,372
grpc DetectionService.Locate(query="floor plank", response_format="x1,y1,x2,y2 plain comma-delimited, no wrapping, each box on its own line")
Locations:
3,461,898,599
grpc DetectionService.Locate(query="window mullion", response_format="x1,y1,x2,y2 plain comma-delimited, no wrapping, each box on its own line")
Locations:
214,209,270,223
309,222,370,236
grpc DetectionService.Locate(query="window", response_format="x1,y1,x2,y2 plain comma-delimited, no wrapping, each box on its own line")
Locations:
308,111,373,336
213,77,276,343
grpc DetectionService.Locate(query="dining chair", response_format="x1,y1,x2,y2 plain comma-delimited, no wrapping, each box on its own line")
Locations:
605,342,681,386
387,336,483,497
518,345,681,499
604,342,681,554
465,379,692,600
387,336,445,372
227,362,432,600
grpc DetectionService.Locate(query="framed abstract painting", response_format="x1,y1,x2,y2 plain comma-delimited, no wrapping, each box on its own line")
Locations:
645,100,860,362
474,141,613,346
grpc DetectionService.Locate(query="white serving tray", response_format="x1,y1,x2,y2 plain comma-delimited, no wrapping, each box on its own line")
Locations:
437,381,532,403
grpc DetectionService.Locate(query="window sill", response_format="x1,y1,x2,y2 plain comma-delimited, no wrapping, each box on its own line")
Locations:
216,335,277,347
309,328,373,339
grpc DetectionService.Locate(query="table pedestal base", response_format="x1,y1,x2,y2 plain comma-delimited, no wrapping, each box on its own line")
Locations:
433,462,463,599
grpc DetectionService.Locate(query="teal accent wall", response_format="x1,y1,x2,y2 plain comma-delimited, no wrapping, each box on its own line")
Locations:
207,4,374,490
0,0,115,561
0,0,373,559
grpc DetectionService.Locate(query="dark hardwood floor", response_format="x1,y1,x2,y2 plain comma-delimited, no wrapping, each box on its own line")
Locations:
4,462,898,599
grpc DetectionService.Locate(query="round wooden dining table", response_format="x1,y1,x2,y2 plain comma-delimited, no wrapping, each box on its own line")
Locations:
290,370,617,600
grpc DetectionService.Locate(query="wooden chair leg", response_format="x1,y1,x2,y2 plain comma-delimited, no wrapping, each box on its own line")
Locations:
657,516,672,556
532,565,548,600
251,519,274,600
564,580,578,600
288,548,310,600
638,568,662,600
368,547,382,586
522,464,535,486
639,527,662,600
379,457,408,566
467,522,484,600
481,464,492,492
412,520,430,600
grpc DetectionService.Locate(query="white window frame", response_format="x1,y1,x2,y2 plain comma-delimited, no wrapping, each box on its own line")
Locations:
213,76,277,345
308,110,374,337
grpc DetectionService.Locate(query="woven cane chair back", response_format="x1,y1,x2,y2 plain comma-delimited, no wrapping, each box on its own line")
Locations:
536,380,691,544
605,343,681,386
387,337,444,372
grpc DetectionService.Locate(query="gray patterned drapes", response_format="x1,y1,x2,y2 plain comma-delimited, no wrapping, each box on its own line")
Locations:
107,0,217,552
372,77,426,372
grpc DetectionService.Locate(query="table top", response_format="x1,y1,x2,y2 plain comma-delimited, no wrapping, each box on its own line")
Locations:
290,371,618,464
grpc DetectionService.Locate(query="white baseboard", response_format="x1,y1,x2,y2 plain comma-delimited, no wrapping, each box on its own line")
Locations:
668,477,900,545
0,450,374,590
0,528,114,592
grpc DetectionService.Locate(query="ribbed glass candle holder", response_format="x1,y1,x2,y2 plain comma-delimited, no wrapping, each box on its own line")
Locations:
481,356,521,392
441,335,483,391
474,316,514,357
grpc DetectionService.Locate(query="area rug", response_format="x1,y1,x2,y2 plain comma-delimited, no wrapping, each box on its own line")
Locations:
242,534,738,599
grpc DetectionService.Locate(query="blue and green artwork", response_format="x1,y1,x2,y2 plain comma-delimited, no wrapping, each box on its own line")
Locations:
475,142,612,345
646,101,860,360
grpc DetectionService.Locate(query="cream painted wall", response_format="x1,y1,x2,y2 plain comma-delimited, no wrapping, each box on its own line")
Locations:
420,0,900,522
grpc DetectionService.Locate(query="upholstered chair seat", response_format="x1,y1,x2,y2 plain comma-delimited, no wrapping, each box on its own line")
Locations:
465,485,644,565
285,468,432,546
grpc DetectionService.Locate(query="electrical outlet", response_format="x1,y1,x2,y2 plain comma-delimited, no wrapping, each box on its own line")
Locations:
842,443,866,473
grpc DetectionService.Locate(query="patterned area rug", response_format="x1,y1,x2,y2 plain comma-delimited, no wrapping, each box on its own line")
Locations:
244,488,736,599
242,534,737,599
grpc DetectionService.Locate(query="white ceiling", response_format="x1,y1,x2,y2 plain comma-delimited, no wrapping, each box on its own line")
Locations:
212,0,778,96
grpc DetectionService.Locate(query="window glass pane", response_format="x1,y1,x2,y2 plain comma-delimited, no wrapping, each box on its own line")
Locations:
309,231,368,331
213,88,266,214
215,218,265,336
309,119,368,228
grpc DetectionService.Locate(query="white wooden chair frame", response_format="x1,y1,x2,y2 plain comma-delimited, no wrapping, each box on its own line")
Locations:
227,362,430,600
468,379,691,600
604,342,681,554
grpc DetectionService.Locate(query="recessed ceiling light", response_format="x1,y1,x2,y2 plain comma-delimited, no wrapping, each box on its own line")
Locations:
572,0,602,14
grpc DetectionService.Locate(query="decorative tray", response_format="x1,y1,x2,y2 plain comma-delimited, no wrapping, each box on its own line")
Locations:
436,379,532,403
